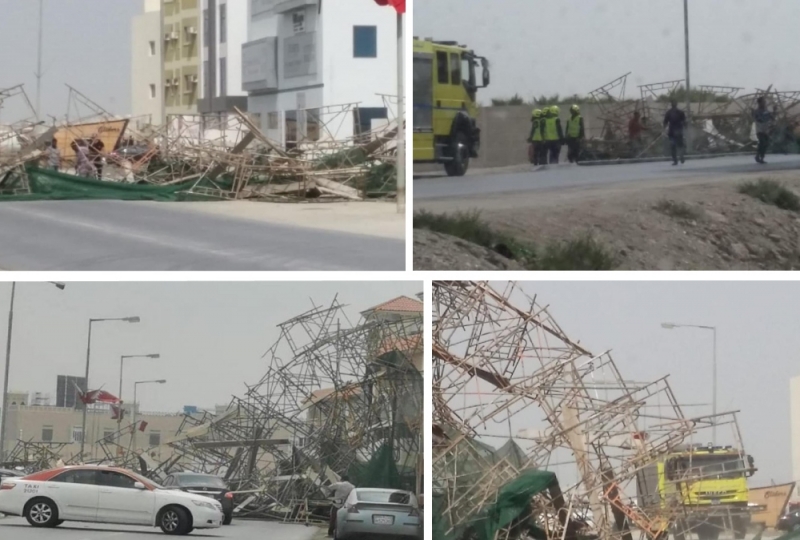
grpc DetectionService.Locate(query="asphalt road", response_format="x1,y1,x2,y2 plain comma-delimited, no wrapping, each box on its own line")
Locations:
415,155,800,201
0,201,404,271
0,516,320,539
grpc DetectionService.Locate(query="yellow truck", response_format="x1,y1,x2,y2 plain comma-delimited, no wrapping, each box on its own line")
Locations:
636,444,756,540
412,38,489,176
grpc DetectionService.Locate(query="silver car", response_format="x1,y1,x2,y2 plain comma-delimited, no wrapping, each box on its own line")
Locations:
335,488,422,539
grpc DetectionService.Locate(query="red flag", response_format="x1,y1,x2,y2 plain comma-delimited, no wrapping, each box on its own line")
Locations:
111,405,125,420
79,389,121,405
374,0,405,14
139,421,148,432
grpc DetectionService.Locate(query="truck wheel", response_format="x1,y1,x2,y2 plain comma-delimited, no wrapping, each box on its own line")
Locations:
444,131,470,177
732,517,747,539
158,506,192,535
696,524,720,540
24,498,60,528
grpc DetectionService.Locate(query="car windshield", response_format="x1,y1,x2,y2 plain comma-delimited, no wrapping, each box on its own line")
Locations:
357,490,411,504
175,474,226,488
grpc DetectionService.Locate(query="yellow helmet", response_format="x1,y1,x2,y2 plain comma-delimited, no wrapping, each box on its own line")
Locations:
532,109,542,118
571,104,580,113
550,105,560,115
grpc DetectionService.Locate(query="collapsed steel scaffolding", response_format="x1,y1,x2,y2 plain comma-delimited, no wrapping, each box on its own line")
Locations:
85,296,422,522
433,281,753,540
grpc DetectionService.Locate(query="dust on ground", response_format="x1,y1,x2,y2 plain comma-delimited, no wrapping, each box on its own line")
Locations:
414,170,800,270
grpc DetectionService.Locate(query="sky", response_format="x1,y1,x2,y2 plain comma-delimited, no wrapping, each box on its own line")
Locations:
0,281,422,416
0,0,142,122
467,281,800,487
415,0,800,103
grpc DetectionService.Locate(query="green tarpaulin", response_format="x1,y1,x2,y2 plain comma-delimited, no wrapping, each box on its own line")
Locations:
0,166,220,202
347,443,403,490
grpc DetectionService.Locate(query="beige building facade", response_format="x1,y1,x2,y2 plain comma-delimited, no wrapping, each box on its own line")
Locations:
1,402,185,463
162,0,201,119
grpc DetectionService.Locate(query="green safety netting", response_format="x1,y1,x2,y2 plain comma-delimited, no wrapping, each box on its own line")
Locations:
347,442,402,490
0,166,203,202
476,469,556,540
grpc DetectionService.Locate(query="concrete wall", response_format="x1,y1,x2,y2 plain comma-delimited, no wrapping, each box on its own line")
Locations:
131,0,163,127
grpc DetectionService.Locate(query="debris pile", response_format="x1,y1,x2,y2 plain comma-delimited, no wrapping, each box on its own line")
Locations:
0,84,400,202
433,281,753,540
580,73,800,161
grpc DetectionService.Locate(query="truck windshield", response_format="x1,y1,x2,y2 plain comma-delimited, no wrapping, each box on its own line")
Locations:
670,455,746,480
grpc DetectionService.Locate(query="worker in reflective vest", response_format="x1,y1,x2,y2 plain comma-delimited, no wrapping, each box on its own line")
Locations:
565,104,585,163
528,109,544,165
544,106,564,164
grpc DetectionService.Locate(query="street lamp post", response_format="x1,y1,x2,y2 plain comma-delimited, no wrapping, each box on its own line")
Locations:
132,379,166,452
396,10,405,215
80,316,140,460
661,322,717,442
0,282,65,463
118,354,160,433
683,0,692,146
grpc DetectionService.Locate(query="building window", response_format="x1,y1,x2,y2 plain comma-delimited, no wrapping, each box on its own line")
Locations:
293,11,305,33
268,112,279,130
71,426,83,444
220,57,227,96
203,9,210,47
149,41,156,56
103,429,115,442
149,84,156,99
353,26,377,58
149,431,161,447
307,108,320,141
41,426,53,442
219,3,227,43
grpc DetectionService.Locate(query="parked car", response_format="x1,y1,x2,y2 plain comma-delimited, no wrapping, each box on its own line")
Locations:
111,144,154,162
162,472,234,525
0,468,22,481
778,510,800,532
335,488,422,539
0,465,223,534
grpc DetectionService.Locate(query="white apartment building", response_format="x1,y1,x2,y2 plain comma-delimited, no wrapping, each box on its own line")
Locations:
241,0,399,146
131,0,164,127
199,0,249,121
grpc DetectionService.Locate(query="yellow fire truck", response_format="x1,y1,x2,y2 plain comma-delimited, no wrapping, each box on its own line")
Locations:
636,444,756,540
412,38,489,176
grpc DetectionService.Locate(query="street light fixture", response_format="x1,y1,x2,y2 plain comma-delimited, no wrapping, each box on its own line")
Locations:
118,354,161,432
132,379,166,452
80,316,141,460
0,282,66,462
661,321,717,442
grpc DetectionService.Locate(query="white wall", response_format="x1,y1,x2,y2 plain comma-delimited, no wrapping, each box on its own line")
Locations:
322,0,398,117
218,0,248,97
791,376,800,492
131,1,163,126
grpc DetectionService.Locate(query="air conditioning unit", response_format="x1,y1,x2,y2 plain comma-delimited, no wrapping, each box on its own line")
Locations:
187,75,198,84
186,26,197,35
169,31,178,40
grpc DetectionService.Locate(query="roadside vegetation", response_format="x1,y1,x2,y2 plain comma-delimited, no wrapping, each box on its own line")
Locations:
654,199,705,221
414,210,619,270
738,179,800,212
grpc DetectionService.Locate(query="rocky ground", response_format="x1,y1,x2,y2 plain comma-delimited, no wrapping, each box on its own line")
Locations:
414,170,800,270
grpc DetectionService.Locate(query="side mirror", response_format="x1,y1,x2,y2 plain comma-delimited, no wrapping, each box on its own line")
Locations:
134,482,146,490
481,58,490,88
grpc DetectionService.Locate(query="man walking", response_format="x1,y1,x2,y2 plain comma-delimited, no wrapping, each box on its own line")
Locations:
753,97,773,164
663,100,687,166
325,475,355,537
564,104,585,163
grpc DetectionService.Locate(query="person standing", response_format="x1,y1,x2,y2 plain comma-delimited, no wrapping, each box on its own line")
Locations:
325,476,355,537
564,104,585,163
45,138,61,172
663,99,687,165
73,140,96,178
544,106,564,164
528,109,544,165
753,97,774,164
90,137,105,179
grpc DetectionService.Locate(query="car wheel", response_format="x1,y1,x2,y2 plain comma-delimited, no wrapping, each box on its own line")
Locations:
223,513,233,525
158,506,192,535
24,498,59,528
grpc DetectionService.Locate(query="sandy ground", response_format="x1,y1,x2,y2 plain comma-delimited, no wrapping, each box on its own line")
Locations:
151,200,406,240
415,169,800,270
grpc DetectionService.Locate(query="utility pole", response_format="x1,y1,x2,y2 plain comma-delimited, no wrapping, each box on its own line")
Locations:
396,11,405,215
35,0,44,121
683,0,691,147
0,284,16,463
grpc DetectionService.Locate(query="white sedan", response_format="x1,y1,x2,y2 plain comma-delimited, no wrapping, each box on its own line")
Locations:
0,465,223,535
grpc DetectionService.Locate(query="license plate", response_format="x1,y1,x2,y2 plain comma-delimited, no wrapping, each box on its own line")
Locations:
711,499,720,505
373,515,394,525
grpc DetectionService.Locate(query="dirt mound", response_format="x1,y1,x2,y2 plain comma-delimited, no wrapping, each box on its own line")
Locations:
414,229,521,270
416,171,800,270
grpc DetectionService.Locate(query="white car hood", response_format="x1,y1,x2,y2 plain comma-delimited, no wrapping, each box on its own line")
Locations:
155,488,219,506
